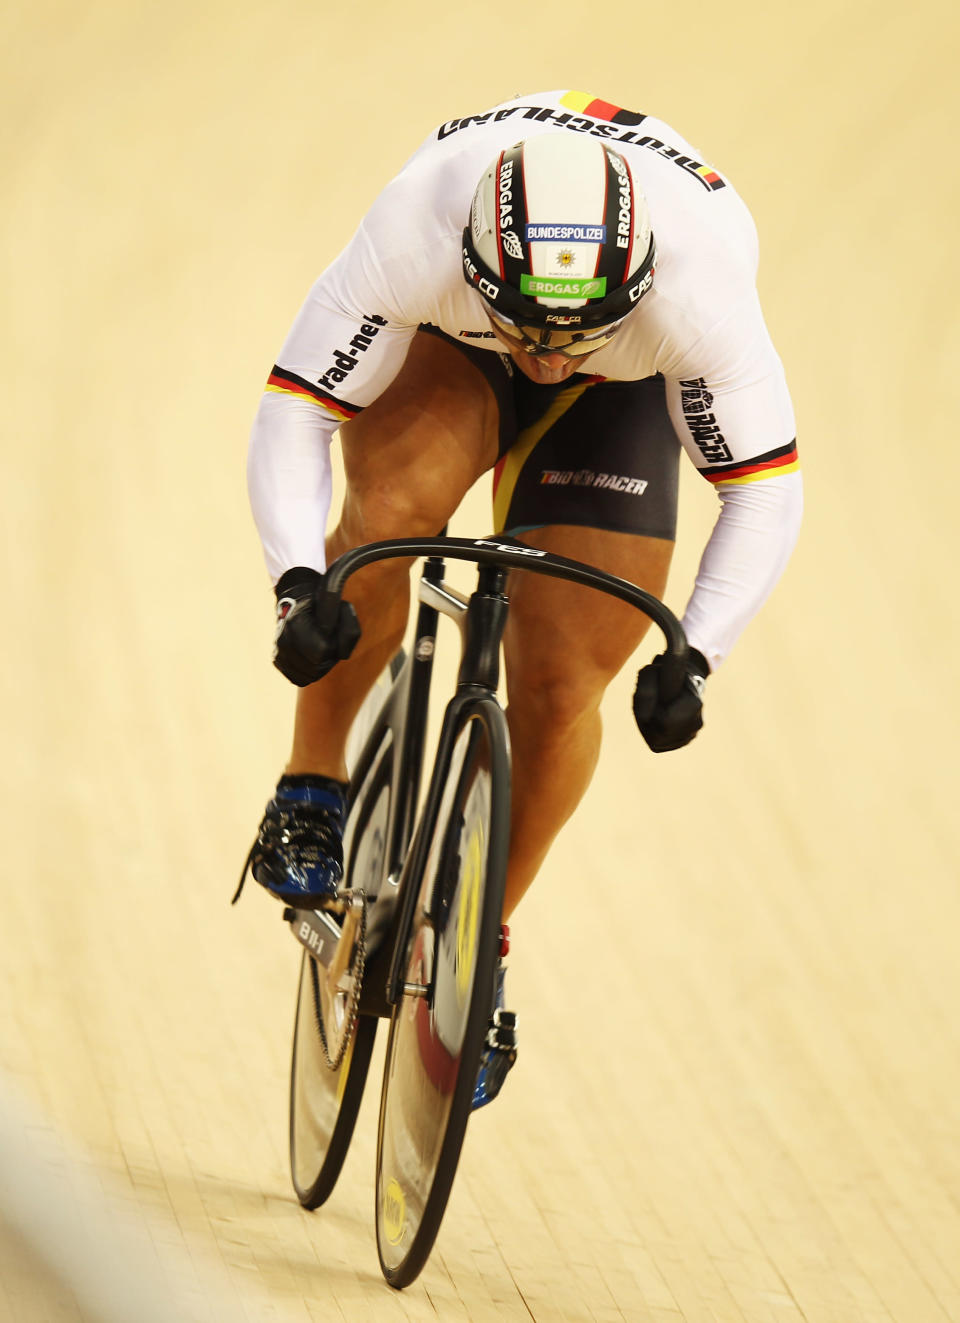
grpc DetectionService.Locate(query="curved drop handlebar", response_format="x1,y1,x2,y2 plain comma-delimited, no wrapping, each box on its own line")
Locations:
324,536,690,698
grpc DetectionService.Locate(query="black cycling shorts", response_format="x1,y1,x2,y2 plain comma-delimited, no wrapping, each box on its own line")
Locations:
420,324,680,541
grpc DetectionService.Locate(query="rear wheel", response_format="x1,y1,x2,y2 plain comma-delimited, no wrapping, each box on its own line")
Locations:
375,708,508,1288
288,659,401,1207
289,954,377,1207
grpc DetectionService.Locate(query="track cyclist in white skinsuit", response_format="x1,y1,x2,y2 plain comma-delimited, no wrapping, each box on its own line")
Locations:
243,90,802,1108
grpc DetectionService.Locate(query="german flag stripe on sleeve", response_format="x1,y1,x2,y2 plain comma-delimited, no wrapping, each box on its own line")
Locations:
560,90,646,127
265,366,361,422
702,440,800,486
695,164,725,190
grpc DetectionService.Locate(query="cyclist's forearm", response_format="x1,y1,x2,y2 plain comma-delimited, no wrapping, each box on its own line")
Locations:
680,470,803,671
247,392,337,583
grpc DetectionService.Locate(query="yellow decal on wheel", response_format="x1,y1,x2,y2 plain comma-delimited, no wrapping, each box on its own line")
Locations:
383,1177,407,1246
456,828,483,1002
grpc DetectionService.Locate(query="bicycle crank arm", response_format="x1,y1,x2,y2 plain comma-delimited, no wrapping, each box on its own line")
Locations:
286,895,363,983
325,893,365,992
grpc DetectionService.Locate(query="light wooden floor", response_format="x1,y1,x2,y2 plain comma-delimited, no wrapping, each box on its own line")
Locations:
3,2,959,1319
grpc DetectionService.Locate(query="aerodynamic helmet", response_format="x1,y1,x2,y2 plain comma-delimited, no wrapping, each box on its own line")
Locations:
461,133,656,341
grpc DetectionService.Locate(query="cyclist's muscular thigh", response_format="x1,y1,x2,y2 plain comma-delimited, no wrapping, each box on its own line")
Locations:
332,330,501,556
287,333,500,781
505,526,673,703
327,329,499,653
500,526,674,913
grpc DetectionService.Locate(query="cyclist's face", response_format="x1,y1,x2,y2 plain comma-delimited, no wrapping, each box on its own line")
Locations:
485,309,621,384
506,342,584,383
486,320,594,383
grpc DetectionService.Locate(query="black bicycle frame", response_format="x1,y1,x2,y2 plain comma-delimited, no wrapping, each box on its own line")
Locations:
349,564,444,1019
380,561,511,1008
336,537,688,1015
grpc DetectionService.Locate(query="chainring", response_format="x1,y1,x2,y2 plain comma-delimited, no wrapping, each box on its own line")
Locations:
308,892,367,1072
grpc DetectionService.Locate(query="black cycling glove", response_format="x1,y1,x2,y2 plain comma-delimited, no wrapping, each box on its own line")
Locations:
272,567,361,687
633,647,709,753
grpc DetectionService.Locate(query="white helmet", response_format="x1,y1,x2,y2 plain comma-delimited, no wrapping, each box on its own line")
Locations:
462,133,656,339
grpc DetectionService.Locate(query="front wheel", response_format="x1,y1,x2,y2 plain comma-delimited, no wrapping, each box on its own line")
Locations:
375,704,509,1288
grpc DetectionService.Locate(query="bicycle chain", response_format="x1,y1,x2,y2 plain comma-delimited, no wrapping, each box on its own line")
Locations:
310,890,367,1074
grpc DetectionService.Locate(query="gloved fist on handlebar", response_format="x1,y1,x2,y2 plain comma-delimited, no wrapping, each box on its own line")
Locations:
633,647,710,752
272,567,361,687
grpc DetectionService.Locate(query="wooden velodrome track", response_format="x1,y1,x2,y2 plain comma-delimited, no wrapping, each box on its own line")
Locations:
3,3,959,1319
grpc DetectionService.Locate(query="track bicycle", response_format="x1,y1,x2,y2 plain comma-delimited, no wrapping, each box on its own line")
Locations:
283,535,689,1288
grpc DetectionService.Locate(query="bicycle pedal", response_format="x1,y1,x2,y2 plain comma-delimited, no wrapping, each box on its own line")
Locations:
313,888,361,919
283,895,347,921
486,1009,518,1050
473,1029,518,1110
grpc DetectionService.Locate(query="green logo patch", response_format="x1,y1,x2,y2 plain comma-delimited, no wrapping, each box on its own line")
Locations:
519,274,607,298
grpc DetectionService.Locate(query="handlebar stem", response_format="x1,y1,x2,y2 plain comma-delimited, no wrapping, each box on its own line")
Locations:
457,566,509,692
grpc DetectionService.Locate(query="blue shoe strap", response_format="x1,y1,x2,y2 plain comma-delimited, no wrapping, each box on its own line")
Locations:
275,777,345,813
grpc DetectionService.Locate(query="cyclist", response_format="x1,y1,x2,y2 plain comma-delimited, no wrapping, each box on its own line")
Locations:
243,91,802,1107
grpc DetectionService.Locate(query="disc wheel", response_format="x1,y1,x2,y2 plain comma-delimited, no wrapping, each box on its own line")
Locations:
288,698,397,1207
289,953,377,1207
375,710,507,1287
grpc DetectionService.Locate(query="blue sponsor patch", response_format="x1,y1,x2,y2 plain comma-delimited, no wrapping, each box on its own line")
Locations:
525,222,606,243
